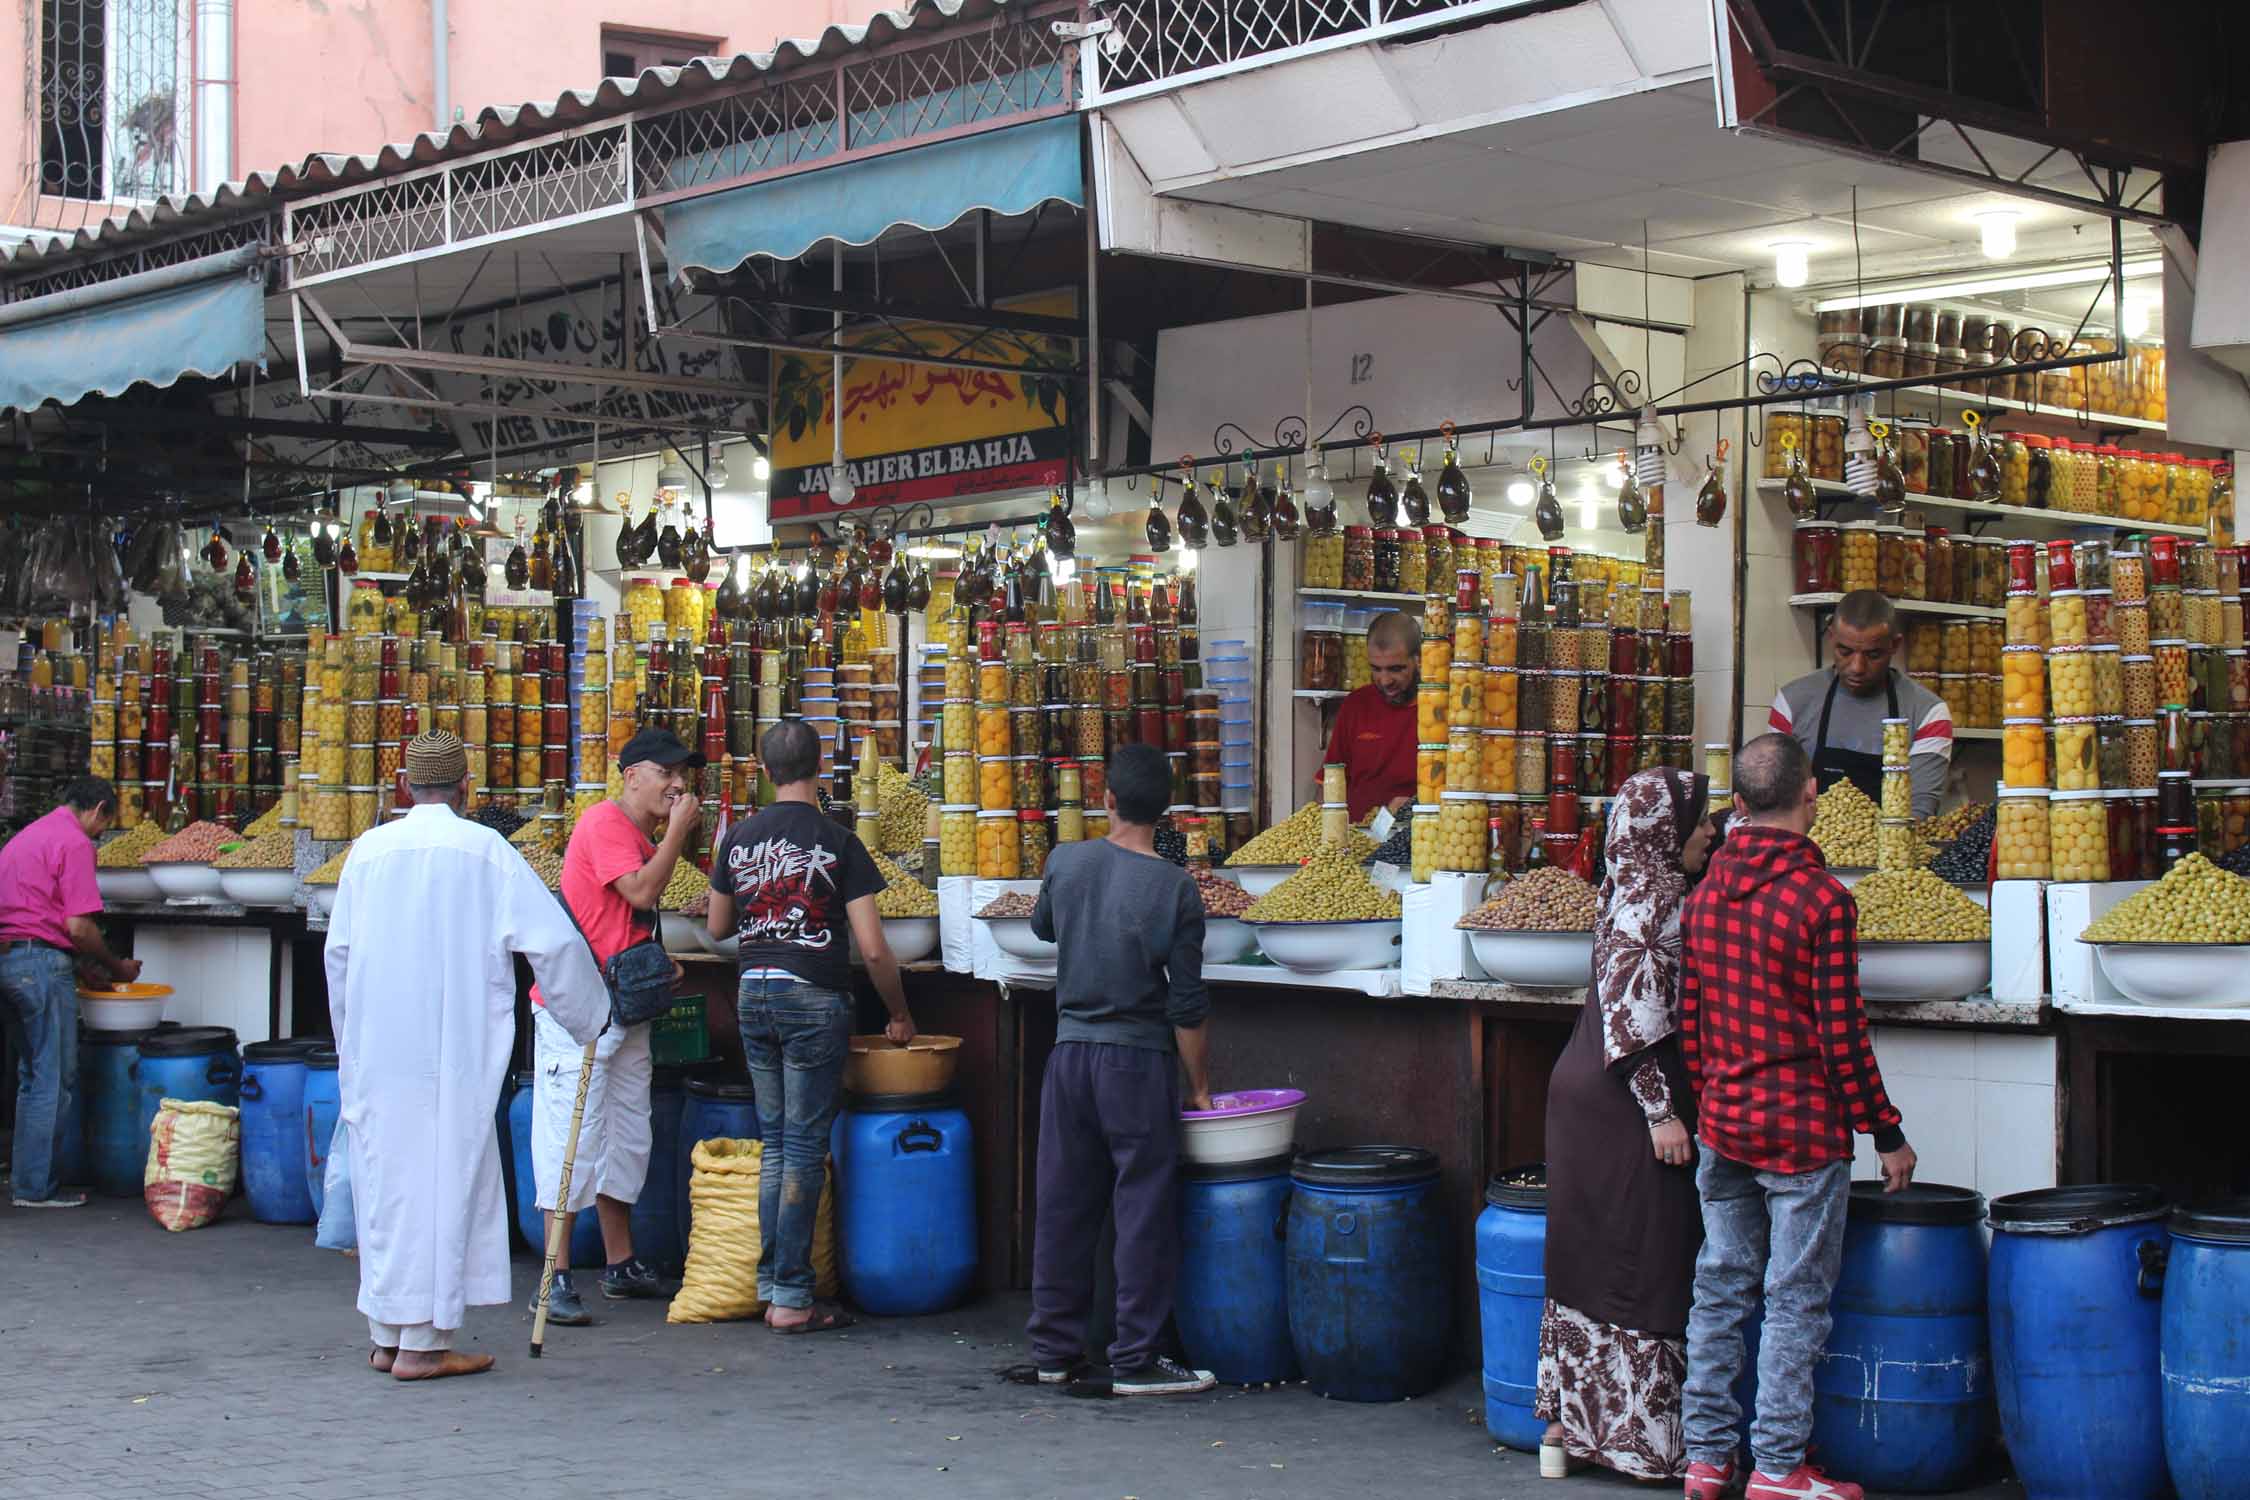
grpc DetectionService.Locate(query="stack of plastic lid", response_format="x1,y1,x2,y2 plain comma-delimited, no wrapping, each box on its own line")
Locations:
1208,638,1253,813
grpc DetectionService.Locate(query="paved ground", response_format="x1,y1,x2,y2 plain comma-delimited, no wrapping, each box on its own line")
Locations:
0,1199,2025,1500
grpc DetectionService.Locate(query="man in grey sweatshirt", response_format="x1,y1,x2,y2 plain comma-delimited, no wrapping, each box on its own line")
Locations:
1025,742,1215,1396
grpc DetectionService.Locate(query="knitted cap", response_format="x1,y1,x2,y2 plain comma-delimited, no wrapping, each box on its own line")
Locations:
403,730,469,786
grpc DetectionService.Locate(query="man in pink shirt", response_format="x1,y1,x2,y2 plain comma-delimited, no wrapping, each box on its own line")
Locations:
0,777,140,1208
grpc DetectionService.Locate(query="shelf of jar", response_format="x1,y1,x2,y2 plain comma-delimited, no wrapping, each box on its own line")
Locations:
1297,587,1426,605
1789,592,2003,621
1813,368,2172,433
1292,689,1352,701
1753,479,2211,540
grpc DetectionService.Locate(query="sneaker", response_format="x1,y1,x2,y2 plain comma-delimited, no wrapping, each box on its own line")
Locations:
1037,1361,1088,1384
1111,1356,1215,1396
10,1192,86,1209
1684,1458,1740,1499
600,1256,665,1300
530,1271,592,1326
1745,1465,1862,1500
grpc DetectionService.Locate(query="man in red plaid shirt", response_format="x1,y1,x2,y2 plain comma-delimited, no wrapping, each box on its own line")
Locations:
1676,734,1916,1500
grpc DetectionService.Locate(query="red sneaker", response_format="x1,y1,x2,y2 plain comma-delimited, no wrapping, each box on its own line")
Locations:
1683,1458,1739,1499
1745,1465,1864,1500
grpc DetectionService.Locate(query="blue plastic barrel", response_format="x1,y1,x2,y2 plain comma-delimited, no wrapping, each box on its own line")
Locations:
1812,1182,1991,1492
303,1046,340,1217
1989,1184,2170,1500
81,1024,169,1195
507,1071,603,1268
238,1041,320,1224
1475,1166,1546,1450
2162,1198,2250,1500
1286,1146,1450,1402
133,1026,240,1146
53,1036,85,1188
676,1074,759,1252
1177,1154,1297,1386
628,1067,691,1275
832,1089,977,1316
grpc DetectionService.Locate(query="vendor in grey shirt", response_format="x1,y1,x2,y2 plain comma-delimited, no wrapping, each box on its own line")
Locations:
1020,742,1216,1397
1766,590,1953,818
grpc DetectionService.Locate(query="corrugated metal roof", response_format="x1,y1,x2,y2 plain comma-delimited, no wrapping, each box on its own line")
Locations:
4,0,1032,274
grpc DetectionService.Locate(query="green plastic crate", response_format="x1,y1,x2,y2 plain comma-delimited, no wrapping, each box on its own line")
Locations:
650,1000,711,1066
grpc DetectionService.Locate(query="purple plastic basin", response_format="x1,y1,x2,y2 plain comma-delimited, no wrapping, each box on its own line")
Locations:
1182,1088,1305,1122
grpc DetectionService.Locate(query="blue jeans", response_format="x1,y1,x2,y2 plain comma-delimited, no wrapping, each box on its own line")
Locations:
0,945,79,1201
735,974,852,1310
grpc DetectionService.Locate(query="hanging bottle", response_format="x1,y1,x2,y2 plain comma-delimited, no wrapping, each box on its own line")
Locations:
371,508,393,554
1209,475,1238,546
458,521,487,591
1534,464,1565,543
615,495,644,568
1964,412,2002,502
1234,467,1267,543
528,514,553,591
715,559,743,621
311,519,337,568
505,519,530,589
1435,428,1471,522
1093,571,1117,625
1616,453,1647,534
1874,433,1907,514
233,550,257,602
683,513,711,583
1780,440,1817,519
881,547,909,611
1045,488,1076,558
907,557,932,612
397,515,423,567
1002,542,1029,622
337,533,359,576
202,526,230,572
405,551,432,608
426,526,453,598
1695,440,1731,528
1269,462,1301,541
656,495,684,570
1366,446,1399,526
1144,490,1174,553
281,539,303,584
261,521,282,563
1177,473,1210,548
1400,450,1431,526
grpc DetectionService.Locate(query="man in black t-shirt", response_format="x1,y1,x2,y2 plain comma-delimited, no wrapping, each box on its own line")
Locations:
708,720,914,1333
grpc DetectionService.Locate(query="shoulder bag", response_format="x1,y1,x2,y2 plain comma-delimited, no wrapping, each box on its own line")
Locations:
558,893,677,1028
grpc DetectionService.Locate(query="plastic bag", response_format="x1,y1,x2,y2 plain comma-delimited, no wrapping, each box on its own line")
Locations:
314,1117,357,1251
666,1138,838,1324
144,1097,240,1232
19,519,93,616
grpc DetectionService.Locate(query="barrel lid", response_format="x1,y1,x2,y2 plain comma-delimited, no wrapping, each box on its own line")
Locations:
2171,1196,2250,1243
304,1045,339,1069
1485,1163,1548,1210
243,1039,324,1062
1182,1153,1294,1183
1291,1145,1439,1188
1848,1181,1984,1225
137,1025,239,1058
843,1088,959,1113
686,1074,758,1102
1988,1183,2169,1233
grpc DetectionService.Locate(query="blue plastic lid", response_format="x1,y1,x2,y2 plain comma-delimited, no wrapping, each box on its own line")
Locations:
1292,1145,1438,1188
1485,1163,1547,1210
1848,1181,1983,1225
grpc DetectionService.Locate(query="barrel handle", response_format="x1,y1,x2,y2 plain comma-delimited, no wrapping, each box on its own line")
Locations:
239,1074,264,1102
1274,1201,1290,1242
306,1106,325,1171
2137,1236,2169,1297
895,1120,942,1155
208,1057,240,1088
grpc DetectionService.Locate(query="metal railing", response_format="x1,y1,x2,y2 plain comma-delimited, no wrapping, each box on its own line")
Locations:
34,0,191,208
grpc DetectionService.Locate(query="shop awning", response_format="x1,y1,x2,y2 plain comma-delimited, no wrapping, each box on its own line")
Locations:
662,113,1081,275
0,246,267,414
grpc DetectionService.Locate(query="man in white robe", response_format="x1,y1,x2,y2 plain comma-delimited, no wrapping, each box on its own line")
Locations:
323,731,608,1381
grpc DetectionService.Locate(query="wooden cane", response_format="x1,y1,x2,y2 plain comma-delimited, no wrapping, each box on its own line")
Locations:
529,1038,600,1358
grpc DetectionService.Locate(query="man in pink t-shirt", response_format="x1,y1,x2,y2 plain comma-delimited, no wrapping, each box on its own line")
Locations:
0,776,140,1208
528,728,701,1324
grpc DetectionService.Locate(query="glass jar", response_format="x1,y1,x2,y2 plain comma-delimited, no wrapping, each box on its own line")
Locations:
1995,789,2051,879
1397,530,1427,596
2116,603,2152,656
2152,587,2184,640
1301,630,1343,692
1018,811,1051,877
1437,792,1486,873
1424,527,1455,595
2049,648,2095,718
1342,527,1375,591
1372,529,1404,594
1485,666,1519,730
1765,412,1809,478
1302,526,1345,590
2003,718,2048,788
1809,413,1846,481
1925,529,1954,603
2124,719,2160,786
2088,645,2124,718
1515,733,1546,798
1407,804,1440,884
1999,435,2030,506
1968,673,2000,729
2049,591,2090,648
2156,640,2192,705
978,755,1012,811
1446,727,1482,793
1973,539,2007,608
1840,523,1879,593
1416,682,1449,743
977,810,1021,879
1793,522,1841,594
2005,593,2048,650
1940,620,1973,674
2054,718,2100,791
1417,743,1447,804
2050,790,2110,881
2023,435,2054,509
1013,708,1047,760
1484,729,1516,793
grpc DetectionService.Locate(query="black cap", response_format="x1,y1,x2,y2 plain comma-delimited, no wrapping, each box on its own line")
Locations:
618,727,707,771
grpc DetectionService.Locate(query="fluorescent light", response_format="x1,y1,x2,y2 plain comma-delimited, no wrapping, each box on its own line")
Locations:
1814,257,2163,312
1577,489,1600,531
1506,479,1534,507
753,455,771,482
1771,240,1811,289
1975,209,2019,260
1603,464,1626,490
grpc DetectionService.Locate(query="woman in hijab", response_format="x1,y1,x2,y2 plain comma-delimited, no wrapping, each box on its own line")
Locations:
1535,766,1720,1482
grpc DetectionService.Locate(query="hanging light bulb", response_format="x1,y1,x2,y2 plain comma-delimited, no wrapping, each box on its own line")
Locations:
1083,476,1113,519
753,454,771,483
703,452,728,491
1975,209,2019,260
654,449,691,493
1506,478,1535,507
1771,240,1812,289
2123,289,2157,339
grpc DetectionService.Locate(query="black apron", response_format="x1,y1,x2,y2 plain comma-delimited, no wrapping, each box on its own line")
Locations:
1810,670,1899,803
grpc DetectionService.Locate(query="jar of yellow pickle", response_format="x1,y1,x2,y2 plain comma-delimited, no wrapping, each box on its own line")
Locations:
1018,810,1051,878
2053,718,2100,791
2049,789,2110,881
1484,729,1516,793
1302,526,1345,590
1445,727,1482,793
1994,788,2051,879
2049,590,2089,647
2002,647,2045,718
348,786,378,837
1409,805,1440,884
1416,743,1446,804
1969,674,2000,729
1437,791,1487,873
1483,667,1519,730
2089,645,2124,718
976,810,1020,879
978,756,1012,812
2003,718,2048,788
623,578,664,641
2049,648,2095,718
2005,593,2048,650
940,806,977,876
977,703,1012,757
943,751,975,805
1452,613,1485,662
1839,523,1879,593
1416,682,1449,742
2116,603,2152,656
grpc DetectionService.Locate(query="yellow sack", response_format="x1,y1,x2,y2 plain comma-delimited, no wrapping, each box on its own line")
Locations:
667,1138,839,1324
144,1098,240,1233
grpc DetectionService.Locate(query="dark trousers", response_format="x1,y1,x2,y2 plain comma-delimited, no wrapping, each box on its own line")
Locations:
1028,1040,1180,1370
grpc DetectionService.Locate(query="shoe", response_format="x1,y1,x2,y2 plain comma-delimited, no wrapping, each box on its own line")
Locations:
1684,1458,1740,1499
10,1192,86,1209
1111,1356,1215,1396
1745,1465,1862,1500
1037,1361,1088,1384
600,1256,665,1300
530,1271,592,1326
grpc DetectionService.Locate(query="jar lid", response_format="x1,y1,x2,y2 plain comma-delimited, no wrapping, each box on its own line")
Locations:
1439,790,1489,802
2001,643,2044,654
941,803,978,813
2002,716,2046,727
1017,809,1047,821
1344,525,1373,537
1413,803,1440,815
976,809,1014,820
1483,727,1512,738
2022,433,2053,448
2054,714,2098,726
1793,518,1838,530
2052,789,2105,802
1995,786,2051,800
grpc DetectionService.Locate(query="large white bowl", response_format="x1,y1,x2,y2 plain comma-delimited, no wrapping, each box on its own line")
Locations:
1858,941,1992,1001
659,912,704,955
2093,943,2250,1009
883,916,939,964
146,861,223,901
97,868,162,905
698,925,741,961
1226,865,1299,899
219,868,299,907
1201,916,1257,965
1180,1091,1305,1165
1248,918,1402,974
305,884,338,921
981,915,1058,964
79,993,169,1030
1465,929,1595,989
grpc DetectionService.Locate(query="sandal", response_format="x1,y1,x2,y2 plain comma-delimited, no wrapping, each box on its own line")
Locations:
769,1301,856,1335
369,1347,397,1373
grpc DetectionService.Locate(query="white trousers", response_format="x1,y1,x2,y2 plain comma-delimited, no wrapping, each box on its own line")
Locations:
369,1318,452,1352
531,1007,653,1215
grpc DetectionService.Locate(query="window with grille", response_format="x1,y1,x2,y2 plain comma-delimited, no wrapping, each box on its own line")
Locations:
38,0,188,203
600,27,720,80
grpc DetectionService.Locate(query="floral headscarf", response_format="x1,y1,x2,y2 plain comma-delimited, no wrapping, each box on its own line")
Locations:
1593,767,1709,1069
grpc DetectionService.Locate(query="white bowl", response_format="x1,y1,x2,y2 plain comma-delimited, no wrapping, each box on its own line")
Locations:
883,916,939,964
305,884,338,920
1858,941,1992,1001
97,868,162,906
981,915,1058,965
80,994,168,1030
659,912,704,955
1465,929,1595,989
2093,943,2250,1009
1180,1095,1304,1165
219,868,299,907
146,862,223,900
699,925,741,961
1831,866,1873,890
1226,865,1299,899
1248,918,1402,973
1201,916,1257,966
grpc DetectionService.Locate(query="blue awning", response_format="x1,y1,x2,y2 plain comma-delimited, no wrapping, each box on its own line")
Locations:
0,248,267,414
662,112,1081,275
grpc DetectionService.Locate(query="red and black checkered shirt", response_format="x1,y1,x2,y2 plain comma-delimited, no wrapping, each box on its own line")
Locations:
1680,823,1903,1174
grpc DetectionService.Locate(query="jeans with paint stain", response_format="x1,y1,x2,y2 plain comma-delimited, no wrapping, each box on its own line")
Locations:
736,974,851,1310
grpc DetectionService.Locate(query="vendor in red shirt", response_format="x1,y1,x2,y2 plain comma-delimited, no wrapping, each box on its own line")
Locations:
1317,610,1420,819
